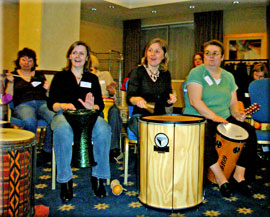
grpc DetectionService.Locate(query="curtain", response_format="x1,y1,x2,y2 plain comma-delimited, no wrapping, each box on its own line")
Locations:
123,19,141,78
194,10,224,53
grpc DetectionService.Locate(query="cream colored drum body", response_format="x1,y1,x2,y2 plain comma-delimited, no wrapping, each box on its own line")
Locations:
139,115,205,210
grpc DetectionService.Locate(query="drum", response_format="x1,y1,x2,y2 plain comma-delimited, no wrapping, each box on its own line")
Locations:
0,128,35,217
139,115,205,210
207,123,249,184
63,109,98,168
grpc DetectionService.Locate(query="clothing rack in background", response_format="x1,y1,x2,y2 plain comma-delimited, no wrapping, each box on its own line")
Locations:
223,59,270,76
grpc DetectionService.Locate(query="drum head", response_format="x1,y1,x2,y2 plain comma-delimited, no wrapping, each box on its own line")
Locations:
217,123,249,141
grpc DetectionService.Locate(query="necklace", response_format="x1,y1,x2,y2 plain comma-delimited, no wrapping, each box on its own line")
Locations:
146,67,160,82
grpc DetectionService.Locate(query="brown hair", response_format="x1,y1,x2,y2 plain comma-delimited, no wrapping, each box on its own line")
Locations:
203,39,224,56
192,52,204,68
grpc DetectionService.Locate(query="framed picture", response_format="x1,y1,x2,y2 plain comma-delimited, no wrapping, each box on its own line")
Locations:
224,33,267,60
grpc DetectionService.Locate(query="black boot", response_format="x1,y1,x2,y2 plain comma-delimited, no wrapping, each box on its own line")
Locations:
91,176,106,197
60,179,73,202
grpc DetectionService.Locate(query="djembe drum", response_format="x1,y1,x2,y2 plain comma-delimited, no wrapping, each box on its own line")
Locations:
139,114,205,210
63,109,98,168
207,123,249,184
0,128,35,217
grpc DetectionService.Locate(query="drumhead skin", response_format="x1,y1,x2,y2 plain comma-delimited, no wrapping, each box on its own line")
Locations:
140,114,205,124
217,123,249,142
0,128,35,145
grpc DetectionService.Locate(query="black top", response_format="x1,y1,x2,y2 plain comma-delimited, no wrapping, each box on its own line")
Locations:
11,70,47,107
48,70,104,113
127,65,173,115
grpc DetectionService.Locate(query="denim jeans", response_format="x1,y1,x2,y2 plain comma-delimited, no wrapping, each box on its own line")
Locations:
14,100,55,152
128,114,142,137
51,112,111,183
108,104,122,150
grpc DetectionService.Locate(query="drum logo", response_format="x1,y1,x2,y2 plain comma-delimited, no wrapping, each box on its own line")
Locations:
154,133,169,152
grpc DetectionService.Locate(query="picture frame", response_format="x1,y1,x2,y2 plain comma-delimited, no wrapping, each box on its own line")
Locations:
224,33,267,60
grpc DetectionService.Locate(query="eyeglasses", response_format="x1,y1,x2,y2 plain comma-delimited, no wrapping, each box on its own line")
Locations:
204,51,221,56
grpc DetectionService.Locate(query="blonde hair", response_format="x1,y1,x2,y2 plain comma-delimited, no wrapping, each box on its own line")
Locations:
90,54,99,69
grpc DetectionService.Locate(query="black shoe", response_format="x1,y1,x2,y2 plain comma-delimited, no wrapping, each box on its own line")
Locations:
60,179,73,202
231,178,252,196
91,176,106,197
219,183,232,198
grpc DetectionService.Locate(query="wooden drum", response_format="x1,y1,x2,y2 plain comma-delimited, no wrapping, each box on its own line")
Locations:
0,128,35,217
207,123,249,184
139,115,205,210
63,109,98,168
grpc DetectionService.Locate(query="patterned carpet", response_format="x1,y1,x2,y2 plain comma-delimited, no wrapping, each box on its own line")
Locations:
34,147,270,217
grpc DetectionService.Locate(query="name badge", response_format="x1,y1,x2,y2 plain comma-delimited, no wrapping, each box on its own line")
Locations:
31,81,42,87
100,80,105,84
80,81,92,88
245,93,250,97
204,76,213,86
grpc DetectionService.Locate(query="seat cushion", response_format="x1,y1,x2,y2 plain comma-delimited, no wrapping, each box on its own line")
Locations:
256,130,270,141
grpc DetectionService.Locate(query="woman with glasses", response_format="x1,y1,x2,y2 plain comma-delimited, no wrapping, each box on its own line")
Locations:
184,39,257,198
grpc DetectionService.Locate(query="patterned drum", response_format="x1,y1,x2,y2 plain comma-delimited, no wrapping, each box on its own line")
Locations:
139,115,205,210
0,128,35,217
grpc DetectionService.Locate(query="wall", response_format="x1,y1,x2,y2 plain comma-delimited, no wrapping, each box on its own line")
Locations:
80,20,123,53
2,2,19,72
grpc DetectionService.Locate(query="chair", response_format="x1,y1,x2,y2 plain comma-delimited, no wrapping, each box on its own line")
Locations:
123,80,137,185
248,78,270,159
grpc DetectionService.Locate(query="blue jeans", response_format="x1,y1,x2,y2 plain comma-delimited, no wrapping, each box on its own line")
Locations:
51,112,111,183
14,100,55,152
128,114,142,137
108,104,122,150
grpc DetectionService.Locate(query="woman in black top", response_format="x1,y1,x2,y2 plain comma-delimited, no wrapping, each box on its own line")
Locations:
5,48,54,154
127,38,177,136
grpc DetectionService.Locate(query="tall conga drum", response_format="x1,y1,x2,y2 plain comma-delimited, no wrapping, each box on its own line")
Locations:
0,128,35,217
139,115,205,210
63,109,98,168
207,123,249,184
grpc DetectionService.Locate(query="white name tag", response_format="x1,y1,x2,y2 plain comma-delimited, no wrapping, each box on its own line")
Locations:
204,76,213,86
245,93,250,97
100,80,105,84
80,81,92,88
31,81,42,87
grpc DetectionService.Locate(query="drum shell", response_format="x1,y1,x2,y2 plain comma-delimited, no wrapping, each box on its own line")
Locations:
0,128,35,217
63,109,98,168
139,115,205,210
207,127,246,184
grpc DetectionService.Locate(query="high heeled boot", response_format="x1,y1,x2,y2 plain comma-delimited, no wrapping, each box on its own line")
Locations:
60,179,73,202
91,176,106,197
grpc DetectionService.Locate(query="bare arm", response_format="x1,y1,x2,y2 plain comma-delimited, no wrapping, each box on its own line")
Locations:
187,83,228,123
5,72,14,96
230,91,246,122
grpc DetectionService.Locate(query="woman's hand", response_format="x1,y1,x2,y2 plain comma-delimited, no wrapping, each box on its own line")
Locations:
131,97,147,108
6,72,14,83
61,103,76,111
233,111,246,122
167,93,177,104
78,92,94,109
212,114,229,124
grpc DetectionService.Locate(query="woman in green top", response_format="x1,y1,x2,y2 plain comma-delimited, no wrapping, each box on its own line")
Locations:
184,40,257,198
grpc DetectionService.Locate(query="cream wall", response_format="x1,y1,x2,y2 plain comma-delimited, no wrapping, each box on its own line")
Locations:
80,20,123,53
2,2,19,72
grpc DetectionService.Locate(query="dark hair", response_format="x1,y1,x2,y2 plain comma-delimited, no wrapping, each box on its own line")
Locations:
64,41,91,73
14,48,38,71
141,38,169,71
250,62,269,80
203,39,224,56
192,52,204,68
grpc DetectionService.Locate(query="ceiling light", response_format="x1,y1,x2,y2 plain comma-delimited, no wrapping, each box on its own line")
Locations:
91,8,97,11
151,10,157,13
232,1,240,4
109,5,115,9
189,5,195,9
